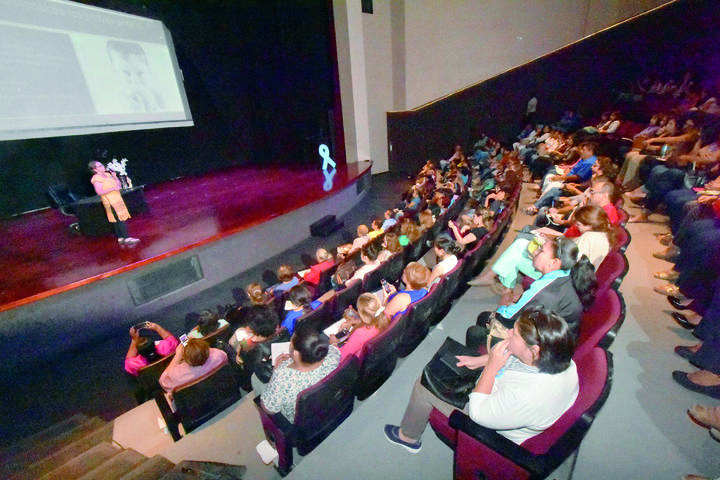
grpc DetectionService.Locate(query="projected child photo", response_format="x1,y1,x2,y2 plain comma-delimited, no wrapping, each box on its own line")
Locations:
106,39,165,113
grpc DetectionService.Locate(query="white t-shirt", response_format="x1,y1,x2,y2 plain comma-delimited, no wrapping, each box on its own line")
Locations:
467,357,579,444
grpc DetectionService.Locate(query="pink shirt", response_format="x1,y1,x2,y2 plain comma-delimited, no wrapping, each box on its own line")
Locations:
159,348,228,392
339,325,381,360
124,336,180,376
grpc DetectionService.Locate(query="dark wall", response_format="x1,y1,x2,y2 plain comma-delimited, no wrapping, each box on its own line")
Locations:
388,0,720,174
0,0,341,218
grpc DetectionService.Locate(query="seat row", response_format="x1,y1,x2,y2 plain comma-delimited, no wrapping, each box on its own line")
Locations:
428,212,631,480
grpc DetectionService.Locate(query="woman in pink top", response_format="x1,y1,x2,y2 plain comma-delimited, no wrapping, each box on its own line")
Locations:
330,293,389,360
124,322,179,376
159,338,228,392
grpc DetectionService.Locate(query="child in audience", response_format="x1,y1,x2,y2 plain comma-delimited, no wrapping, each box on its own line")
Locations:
330,293,389,359
268,264,299,296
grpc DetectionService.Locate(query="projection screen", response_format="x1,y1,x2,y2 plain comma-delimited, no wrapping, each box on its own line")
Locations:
0,0,193,141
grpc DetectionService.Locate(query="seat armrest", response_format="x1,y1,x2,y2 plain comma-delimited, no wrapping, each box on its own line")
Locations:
448,411,544,473
153,390,182,441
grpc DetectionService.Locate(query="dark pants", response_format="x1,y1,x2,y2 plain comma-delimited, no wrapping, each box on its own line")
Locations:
110,207,129,239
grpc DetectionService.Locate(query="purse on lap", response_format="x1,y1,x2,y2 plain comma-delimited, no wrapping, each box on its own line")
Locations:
420,337,483,409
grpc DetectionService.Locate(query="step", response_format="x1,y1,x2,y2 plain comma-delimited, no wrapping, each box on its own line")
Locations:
77,449,147,480
0,414,89,463
116,455,175,480
40,442,122,480
2,416,107,479
17,420,114,480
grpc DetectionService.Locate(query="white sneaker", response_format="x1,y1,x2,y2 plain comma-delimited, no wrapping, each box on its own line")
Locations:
124,237,140,244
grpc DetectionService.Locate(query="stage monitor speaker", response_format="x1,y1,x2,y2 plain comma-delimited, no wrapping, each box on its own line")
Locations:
128,255,203,305
310,214,343,237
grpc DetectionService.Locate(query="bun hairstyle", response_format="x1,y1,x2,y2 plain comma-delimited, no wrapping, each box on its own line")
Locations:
356,293,389,331
245,304,279,337
246,282,268,305
361,241,382,262
136,336,159,362
287,283,314,312
549,238,597,310
292,321,330,364
434,233,463,257
516,307,575,374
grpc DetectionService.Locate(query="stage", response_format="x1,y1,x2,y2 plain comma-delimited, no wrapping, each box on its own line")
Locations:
1,162,370,311
0,161,371,375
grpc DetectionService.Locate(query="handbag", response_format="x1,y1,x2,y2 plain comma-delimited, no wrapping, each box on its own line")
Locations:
420,337,483,409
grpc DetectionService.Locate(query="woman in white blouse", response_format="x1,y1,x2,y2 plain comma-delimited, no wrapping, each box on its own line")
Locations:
384,307,578,452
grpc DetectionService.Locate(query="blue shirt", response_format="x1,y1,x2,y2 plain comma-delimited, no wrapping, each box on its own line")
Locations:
567,155,597,183
282,300,322,334
496,269,570,319
381,218,398,230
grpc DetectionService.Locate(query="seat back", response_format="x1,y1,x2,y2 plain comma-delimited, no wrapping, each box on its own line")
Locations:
299,301,332,331
611,226,631,252
433,260,464,316
355,315,406,400
406,230,430,262
362,261,389,292
172,361,242,434
316,263,338,295
293,355,360,454
595,251,629,292
200,322,233,348
523,348,613,456
398,286,440,357
385,251,406,284
332,279,362,318
451,348,613,480
574,288,625,359
136,353,175,400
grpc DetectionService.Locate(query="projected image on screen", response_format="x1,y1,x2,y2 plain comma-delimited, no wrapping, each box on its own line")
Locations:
0,0,193,140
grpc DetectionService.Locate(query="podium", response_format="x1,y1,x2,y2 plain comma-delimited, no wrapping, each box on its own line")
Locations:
72,187,148,237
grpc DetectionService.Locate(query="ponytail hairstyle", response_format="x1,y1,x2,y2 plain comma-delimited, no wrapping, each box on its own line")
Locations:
287,283,314,312
572,205,615,245
356,293,389,331
361,241,382,263
549,237,597,310
434,233,464,257
570,255,598,310
292,321,330,364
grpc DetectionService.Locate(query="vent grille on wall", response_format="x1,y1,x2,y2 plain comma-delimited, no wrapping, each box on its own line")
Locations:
127,256,203,305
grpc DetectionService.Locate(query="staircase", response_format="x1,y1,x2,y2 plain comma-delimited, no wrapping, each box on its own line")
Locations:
0,414,174,480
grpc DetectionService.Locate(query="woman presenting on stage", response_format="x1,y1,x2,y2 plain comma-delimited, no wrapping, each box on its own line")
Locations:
89,161,139,245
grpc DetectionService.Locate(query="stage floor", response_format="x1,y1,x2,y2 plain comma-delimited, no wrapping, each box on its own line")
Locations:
0,162,370,311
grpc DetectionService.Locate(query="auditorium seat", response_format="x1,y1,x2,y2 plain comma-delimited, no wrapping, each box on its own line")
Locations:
443,347,613,480
595,251,629,292
128,353,175,404
397,284,441,357
574,288,625,360
254,355,359,476
354,315,407,400
155,361,242,442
